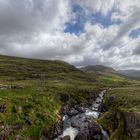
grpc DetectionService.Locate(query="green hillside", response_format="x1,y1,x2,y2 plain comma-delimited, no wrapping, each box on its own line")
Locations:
99,86,140,140
81,65,133,87
0,55,102,140
0,55,139,140
81,65,140,140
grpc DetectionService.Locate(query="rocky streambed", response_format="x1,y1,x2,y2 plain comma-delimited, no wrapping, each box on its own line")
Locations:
55,90,109,140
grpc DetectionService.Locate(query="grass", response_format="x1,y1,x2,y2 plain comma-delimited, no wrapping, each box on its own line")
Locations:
0,55,102,139
99,86,140,140
0,55,138,139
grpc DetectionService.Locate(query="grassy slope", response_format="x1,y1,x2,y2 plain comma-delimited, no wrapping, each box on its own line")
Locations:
0,55,103,139
81,65,140,140
0,55,139,139
99,85,140,140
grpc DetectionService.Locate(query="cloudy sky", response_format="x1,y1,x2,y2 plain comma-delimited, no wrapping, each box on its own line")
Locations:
0,0,140,69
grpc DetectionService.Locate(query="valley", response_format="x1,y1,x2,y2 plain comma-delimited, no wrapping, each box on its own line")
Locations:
0,55,139,140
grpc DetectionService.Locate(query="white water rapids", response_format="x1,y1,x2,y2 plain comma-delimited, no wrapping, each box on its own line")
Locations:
55,90,108,140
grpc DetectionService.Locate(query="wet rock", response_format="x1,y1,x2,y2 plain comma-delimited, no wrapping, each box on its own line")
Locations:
89,122,102,139
75,131,90,140
71,115,83,128
67,108,79,117
98,103,106,112
62,106,70,115
62,135,71,140
74,106,86,113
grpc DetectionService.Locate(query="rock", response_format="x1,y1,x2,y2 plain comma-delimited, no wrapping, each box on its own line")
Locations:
62,135,71,140
25,118,32,125
67,108,79,117
0,129,9,140
62,106,70,115
0,104,7,113
75,131,90,140
11,85,24,89
0,85,11,90
123,112,140,139
71,115,83,128
74,106,86,113
43,123,62,139
89,122,102,139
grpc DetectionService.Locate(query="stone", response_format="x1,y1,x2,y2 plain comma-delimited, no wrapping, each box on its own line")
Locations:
62,135,71,140
67,108,79,117
123,112,140,139
89,122,102,139
75,131,90,140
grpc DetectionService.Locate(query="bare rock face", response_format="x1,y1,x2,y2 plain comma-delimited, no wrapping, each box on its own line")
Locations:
123,112,140,139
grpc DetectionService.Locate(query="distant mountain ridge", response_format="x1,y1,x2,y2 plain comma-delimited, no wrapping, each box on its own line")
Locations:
81,65,140,80
118,69,140,79
80,65,118,75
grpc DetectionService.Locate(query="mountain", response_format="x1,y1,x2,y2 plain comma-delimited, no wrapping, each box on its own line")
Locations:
80,65,132,87
80,65,117,75
118,69,140,79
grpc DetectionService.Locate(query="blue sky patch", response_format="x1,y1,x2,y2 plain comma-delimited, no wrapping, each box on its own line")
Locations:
129,28,140,39
64,4,89,35
91,10,121,28
64,4,121,35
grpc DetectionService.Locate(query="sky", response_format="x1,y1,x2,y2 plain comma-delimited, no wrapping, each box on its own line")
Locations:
0,0,140,70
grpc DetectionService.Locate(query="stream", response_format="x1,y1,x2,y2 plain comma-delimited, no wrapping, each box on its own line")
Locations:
55,90,109,140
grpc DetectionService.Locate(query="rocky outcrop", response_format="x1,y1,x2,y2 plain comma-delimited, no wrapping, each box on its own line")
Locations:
123,112,140,139
74,121,102,140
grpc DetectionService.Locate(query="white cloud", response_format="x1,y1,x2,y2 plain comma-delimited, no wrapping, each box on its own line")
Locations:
0,0,140,69
75,0,115,15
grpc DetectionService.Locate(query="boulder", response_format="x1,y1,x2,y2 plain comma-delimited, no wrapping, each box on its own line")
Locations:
89,122,102,140
62,135,71,140
74,106,86,113
67,108,79,117
75,131,90,140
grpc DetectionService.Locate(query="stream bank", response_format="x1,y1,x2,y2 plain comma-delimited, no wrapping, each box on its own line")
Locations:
55,90,109,140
